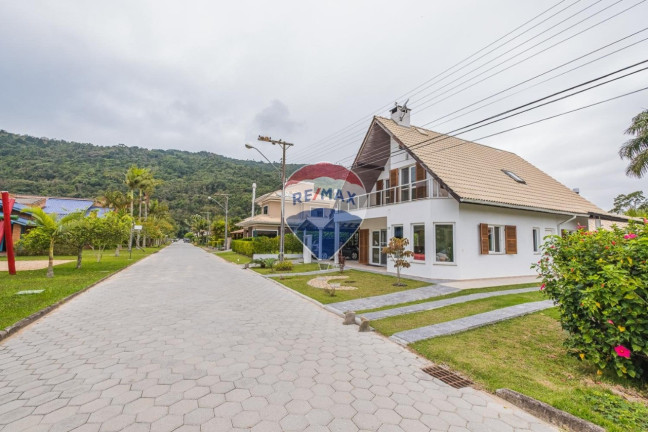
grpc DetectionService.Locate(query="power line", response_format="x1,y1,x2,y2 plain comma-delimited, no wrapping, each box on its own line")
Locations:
296,0,645,162
333,61,648,166
289,0,574,160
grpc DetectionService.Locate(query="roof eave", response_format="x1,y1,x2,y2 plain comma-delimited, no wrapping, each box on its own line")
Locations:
459,198,589,217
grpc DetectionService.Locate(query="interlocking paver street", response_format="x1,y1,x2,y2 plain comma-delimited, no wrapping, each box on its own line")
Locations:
0,243,557,431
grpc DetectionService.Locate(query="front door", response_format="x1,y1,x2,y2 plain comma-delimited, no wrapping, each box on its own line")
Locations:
371,229,387,265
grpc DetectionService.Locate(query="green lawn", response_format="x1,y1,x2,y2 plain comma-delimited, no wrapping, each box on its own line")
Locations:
253,263,321,275
411,308,648,432
274,269,429,304
358,282,539,314
215,251,252,264
370,291,544,336
0,248,158,329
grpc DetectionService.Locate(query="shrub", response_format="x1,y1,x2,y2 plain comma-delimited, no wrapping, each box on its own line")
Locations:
533,221,648,380
232,239,255,257
251,258,276,269
273,260,293,272
253,236,277,254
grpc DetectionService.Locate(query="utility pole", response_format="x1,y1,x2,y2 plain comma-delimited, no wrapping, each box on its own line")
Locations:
258,135,293,262
251,183,256,219
209,194,229,250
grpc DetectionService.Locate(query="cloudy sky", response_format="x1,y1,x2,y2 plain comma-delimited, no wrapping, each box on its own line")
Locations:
1,0,647,210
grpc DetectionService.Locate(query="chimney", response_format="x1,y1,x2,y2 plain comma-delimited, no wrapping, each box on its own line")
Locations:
390,102,411,127
572,188,580,195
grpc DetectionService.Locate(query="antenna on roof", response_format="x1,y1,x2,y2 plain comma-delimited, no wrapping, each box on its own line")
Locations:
399,98,410,121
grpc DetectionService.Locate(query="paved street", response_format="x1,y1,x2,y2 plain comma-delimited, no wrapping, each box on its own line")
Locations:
0,243,557,432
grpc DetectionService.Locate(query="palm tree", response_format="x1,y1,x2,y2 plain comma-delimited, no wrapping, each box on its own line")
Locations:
24,207,81,277
125,166,146,253
139,172,161,247
619,109,648,178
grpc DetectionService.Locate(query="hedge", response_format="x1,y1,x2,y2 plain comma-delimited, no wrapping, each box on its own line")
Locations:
231,233,302,257
534,220,648,380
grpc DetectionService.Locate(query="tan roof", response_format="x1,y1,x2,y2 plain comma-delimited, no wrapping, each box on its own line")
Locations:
373,116,605,215
236,214,281,227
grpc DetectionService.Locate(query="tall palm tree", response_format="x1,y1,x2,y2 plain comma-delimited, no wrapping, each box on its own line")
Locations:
139,172,161,247
24,207,81,277
125,166,146,253
619,109,648,178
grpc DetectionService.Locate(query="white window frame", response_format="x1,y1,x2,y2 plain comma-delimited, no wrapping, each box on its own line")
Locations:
433,222,456,265
532,227,540,254
411,223,426,262
488,225,505,254
400,165,416,202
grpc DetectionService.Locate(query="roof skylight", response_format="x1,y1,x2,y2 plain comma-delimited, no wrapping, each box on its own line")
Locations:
502,169,526,184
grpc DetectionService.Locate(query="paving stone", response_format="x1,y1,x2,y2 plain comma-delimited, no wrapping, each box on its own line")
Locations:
0,244,557,432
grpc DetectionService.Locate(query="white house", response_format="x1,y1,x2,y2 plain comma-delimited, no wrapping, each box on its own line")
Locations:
341,105,628,280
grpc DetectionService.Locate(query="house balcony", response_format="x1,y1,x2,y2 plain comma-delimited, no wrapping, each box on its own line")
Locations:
340,178,450,212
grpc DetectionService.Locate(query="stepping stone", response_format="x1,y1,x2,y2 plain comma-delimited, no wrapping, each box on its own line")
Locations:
390,300,555,344
16,290,44,295
361,287,538,321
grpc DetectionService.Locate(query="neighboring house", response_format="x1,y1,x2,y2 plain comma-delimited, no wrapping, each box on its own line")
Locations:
340,104,628,280
0,194,110,253
236,191,283,237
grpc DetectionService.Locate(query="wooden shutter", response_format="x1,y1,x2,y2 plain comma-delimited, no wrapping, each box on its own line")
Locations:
415,162,427,199
376,180,384,206
479,223,489,255
358,229,369,264
389,169,398,203
505,225,517,254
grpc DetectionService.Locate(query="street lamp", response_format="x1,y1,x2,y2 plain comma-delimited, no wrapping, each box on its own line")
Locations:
246,136,293,262
208,195,229,250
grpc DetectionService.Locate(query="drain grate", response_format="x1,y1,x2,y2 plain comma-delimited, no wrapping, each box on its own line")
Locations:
422,366,473,389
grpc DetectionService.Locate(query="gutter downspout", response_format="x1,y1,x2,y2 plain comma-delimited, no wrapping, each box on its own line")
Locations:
557,214,577,236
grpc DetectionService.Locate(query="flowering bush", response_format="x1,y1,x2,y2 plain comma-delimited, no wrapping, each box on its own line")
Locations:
533,221,648,380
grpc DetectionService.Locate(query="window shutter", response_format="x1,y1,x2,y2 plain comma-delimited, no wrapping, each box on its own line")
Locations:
389,169,399,203
479,223,489,255
376,179,383,191
505,225,517,254
415,162,428,199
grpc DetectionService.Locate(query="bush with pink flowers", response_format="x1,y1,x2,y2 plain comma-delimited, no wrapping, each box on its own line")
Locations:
533,220,648,381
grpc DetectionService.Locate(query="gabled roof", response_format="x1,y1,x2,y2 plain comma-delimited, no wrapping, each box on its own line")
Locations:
236,214,281,228
364,116,606,216
43,198,95,216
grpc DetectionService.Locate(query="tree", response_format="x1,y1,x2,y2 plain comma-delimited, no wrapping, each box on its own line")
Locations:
90,212,131,262
98,190,129,212
382,237,414,286
23,207,79,277
619,109,648,178
60,211,95,269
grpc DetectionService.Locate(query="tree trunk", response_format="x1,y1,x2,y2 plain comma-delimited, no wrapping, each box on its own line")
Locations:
115,244,121,257
76,247,83,269
143,194,148,247
47,239,55,278
128,191,134,254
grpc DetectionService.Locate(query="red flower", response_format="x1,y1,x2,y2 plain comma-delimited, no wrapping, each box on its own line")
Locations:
607,320,614,325
624,233,637,240
614,345,631,359
540,284,545,291
611,241,616,245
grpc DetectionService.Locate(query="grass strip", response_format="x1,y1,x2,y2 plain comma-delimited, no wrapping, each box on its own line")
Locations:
252,263,322,275
357,282,539,314
371,291,544,336
215,251,252,264
0,248,157,329
274,269,429,304
411,309,648,432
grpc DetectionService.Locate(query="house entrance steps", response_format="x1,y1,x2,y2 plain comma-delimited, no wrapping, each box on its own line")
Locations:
390,300,555,345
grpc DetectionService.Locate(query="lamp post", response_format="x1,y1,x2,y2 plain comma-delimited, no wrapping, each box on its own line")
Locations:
208,195,229,250
245,137,293,262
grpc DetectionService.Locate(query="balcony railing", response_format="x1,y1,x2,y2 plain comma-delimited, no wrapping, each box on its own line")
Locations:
342,178,450,212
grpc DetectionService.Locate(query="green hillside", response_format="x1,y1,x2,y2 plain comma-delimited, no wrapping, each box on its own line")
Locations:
0,130,301,230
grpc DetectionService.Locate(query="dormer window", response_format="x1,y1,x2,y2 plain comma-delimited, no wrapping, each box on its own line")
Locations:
502,170,525,184
262,205,269,215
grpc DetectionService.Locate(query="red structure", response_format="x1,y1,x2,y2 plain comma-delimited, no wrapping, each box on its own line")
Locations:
1,191,17,275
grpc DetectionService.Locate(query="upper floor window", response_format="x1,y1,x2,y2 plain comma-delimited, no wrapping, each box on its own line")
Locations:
400,166,416,201
262,205,268,215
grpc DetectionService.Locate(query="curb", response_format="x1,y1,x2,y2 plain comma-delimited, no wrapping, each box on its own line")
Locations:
0,248,164,345
496,388,605,432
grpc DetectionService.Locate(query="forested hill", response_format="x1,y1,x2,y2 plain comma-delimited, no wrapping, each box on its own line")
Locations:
0,130,302,228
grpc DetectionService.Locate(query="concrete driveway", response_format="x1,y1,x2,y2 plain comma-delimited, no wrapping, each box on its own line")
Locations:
0,243,556,431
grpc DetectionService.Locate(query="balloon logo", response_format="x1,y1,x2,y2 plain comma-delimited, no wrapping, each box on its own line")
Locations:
284,163,366,260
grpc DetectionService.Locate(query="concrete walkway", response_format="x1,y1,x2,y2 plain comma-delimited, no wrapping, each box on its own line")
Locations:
0,244,557,432
360,288,539,321
326,285,460,315
390,300,556,345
